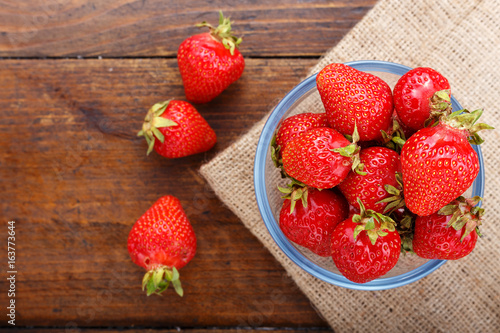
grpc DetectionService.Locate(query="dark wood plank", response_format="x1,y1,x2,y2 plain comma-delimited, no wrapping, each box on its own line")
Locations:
0,0,377,58
0,58,332,328
0,327,333,333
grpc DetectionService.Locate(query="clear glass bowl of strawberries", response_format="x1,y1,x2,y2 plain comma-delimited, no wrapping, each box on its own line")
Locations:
254,60,487,290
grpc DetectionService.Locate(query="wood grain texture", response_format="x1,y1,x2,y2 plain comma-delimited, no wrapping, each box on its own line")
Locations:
0,58,333,328
0,0,377,57
0,327,332,333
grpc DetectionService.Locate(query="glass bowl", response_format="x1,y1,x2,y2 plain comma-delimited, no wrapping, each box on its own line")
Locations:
254,60,485,290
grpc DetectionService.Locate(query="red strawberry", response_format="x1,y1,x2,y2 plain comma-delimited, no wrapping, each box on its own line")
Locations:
279,186,349,257
271,112,328,175
128,195,197,296
177,11,245,104
338,146,402,213
413,196,483,260
331,200,401,283
137,100,216,158
400,109,491,216
281,127,361,189
393,67,451,131
316,63,393,141
275,112,328,151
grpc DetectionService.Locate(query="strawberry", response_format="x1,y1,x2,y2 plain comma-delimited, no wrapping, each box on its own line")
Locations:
137,100,216,158
177,11,245,104
128,195,197,296
271,112,328,176
274,112,328,152
316,63,393,141
338,146,402,213
331,200,401,283
401,109,492,216
413,196,483,260
279,186,349,257
393,67,452,132
281,127,361,189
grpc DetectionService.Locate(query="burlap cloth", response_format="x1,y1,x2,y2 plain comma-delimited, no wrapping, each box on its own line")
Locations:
200,0,500,331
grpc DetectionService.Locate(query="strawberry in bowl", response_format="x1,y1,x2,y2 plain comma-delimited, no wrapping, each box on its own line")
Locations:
254,60,488,290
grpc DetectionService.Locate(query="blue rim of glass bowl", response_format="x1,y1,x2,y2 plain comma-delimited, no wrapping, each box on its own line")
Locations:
254,60,485,290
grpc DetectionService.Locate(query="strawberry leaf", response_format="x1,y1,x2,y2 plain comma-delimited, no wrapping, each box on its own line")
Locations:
385,184,400,196
142,271,152,291
155,118,178,128
278,185,292,194
434,89,451,102
157,280,170,295
357,198,367,216
367,230,378,245
333,143,357,157
146,278,157,296
438,203,458,215
377,230,388,237
196,11,242,55
353,224,364,241
147,137,155,155
152,127,165,143
141,266,184,297
301,188,309,209
153,269,164,287
172,279,183,297
172,266,180,281
365,218,375,230
392,137,406,145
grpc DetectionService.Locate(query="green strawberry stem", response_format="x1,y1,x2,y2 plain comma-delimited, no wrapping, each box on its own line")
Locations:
396,214,415,254
377,172,405,214
137,100,178,155
332,125,365,175
196,11,242,55
438,196,484,241
352,199,397,245
270,133,281,168
443,109,494,145
142,266,183,297
425,89,453,127
278,179,308,214
380,119,406,152
270,133,291,179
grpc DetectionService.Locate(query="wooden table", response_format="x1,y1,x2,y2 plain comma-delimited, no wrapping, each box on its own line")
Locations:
0,1,377,331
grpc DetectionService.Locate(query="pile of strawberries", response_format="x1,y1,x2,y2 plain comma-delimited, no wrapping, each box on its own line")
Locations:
125,10,492,293
271,63,492,284
128,12,245,296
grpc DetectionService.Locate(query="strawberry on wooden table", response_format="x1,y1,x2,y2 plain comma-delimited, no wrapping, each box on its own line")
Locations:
331,200,401,283
393,67,452,132
413,196,484,260
137,100,217,158
279,186,349,257
401,109,493,216
316,63,393,141
128,195,197,296
177,11,245,104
